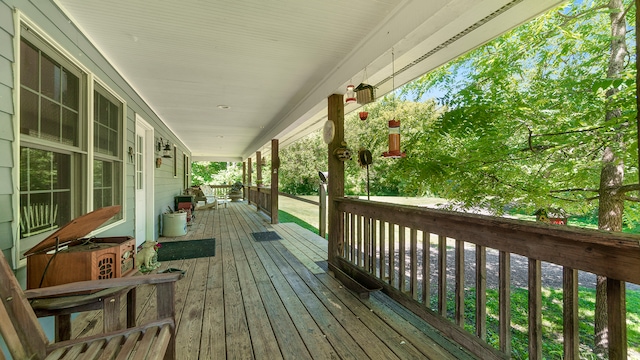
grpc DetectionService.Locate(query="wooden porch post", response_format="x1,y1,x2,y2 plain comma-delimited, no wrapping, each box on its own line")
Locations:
243,161,247,200
327,94,344,266
248,158,252,186
256,151,262,187
271,139,279,224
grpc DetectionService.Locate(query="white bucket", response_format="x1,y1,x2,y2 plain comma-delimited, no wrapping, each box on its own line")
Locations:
162,212,187,237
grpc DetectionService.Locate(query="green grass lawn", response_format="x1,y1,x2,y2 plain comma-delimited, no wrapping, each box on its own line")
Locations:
278,210,324,237
436,287,640,359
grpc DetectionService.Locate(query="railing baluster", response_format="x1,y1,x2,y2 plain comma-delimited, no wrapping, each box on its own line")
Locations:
422,231,430,307
389,224,395,286
343,212,350,259
380,221,386,280
475,245,486,340
455,239,464,327
607,278,627,360
499,251,511,355
528,258,542,360
356,214,362,266
399,226,406,293
438,235,447,317
364,216,371,271
563,267,579,359
349,213,355,262
369,219,378,275
410,229,418,300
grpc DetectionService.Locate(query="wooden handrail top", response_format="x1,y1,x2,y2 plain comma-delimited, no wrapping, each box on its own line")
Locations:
335,197,640,248
24,272,183,299
335,197,640,284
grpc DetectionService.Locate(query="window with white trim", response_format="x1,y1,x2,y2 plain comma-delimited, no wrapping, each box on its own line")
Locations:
93,83,123,221
19,31,84,241
19,26,125,246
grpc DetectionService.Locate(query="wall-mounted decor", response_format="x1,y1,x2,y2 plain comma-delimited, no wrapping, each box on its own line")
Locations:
156,137,172,158
333,142,352,161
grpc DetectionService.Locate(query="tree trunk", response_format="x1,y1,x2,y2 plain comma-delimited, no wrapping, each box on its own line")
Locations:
596,147,625,357
595,0,628,357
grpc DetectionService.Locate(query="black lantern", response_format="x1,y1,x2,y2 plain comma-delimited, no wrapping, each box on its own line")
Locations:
162,140,172,158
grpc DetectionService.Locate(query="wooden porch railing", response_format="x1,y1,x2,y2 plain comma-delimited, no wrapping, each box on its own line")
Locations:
334,197,640,360
248,186,272,217
200,184,232,198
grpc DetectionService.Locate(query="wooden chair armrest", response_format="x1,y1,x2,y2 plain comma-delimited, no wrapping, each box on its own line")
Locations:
24,273,183,299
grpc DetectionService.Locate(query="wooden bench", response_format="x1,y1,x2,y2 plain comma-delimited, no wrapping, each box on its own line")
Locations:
0,250,182,359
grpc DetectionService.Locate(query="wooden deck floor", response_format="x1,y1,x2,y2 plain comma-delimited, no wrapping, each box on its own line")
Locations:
70,201,475,359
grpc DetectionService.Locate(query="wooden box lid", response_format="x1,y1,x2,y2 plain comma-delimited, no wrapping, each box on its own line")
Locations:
24,205,122,256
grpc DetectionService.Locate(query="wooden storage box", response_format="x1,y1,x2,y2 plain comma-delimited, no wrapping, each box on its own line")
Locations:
25,206,136,290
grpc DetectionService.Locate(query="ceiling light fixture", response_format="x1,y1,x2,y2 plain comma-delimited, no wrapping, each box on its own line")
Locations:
217,105,231,110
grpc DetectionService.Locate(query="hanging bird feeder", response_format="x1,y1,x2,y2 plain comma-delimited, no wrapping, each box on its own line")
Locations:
382,120,406,158
345,84,356,104
355,83,375,105
358,149,373,200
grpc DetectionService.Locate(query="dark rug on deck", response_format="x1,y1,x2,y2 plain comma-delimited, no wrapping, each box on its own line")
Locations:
251,231,282,241
157,238,215,261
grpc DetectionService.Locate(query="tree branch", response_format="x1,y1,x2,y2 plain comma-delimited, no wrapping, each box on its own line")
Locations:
556,4,609,27
624,195,640,202
618,183,640,193
550,187,600,193
530,125,607,138
547,194,597,203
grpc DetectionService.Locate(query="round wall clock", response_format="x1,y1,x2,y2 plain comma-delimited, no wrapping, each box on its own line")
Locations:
323,120,335,144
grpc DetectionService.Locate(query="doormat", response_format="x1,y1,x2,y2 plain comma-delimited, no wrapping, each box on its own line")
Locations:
157,238,215,261
251,231,282,241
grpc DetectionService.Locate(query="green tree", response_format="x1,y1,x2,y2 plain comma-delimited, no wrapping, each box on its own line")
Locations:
279,133,327,195
344,97,441,196
405,0,638,355
191,161,229,185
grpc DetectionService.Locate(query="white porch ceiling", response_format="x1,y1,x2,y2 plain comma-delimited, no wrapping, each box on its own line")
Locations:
54,0,564,162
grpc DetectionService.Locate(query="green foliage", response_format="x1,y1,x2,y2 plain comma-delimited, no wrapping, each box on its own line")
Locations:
191,162,227,185
279,132,326,195
277,0,640,228
344,98,442,196
191,162,242,185
401,0,638,217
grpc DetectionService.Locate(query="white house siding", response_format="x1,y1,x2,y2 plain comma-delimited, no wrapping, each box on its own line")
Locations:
0,0,190,268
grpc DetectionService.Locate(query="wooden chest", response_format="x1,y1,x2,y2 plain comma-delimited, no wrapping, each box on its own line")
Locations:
25,206,136,290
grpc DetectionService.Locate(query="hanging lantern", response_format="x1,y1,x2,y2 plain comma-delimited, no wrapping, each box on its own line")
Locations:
162,140,172,158
345,84,356,104
358,111,368,121
382,119,406,158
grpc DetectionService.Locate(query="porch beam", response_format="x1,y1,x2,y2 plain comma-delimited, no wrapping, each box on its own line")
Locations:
327,93,344,266
270,139,279,224
243,161,247,200
256,151,262,187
